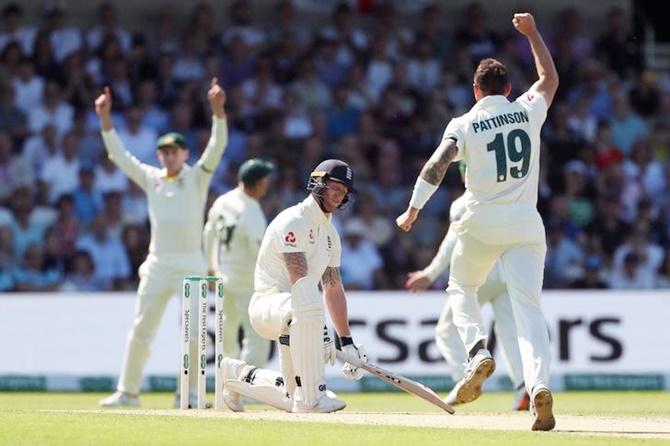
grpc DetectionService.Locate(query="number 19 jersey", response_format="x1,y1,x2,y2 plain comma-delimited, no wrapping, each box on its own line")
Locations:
444,90,547,208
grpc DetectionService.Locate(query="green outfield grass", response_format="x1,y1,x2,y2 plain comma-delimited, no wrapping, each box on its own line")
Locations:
1,392,669,446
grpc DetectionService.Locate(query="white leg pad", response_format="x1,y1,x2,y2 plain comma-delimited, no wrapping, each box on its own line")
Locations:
226,367,292,412
278,334,296,397
288,277,325,407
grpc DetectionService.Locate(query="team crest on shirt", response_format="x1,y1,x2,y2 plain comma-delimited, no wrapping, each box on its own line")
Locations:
283,231,297,247
308,229,315,244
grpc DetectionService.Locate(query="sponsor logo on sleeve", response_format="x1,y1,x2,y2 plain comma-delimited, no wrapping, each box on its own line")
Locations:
283,231,297,247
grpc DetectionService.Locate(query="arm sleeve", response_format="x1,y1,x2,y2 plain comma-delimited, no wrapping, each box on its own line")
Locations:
101,129,152,191
273,217,309,254
515,89,548,125
196,117,228,176
328,228,342,268
442,117,466,161
423,225,458,282
203,201,220,272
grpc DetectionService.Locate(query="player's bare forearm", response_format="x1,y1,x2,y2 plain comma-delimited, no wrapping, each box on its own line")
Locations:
322,268,351,337
283,252,308,284
419,140,458,185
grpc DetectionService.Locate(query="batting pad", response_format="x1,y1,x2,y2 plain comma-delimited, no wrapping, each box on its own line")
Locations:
289,277,326,407
278,334,296,397
226,368,292,412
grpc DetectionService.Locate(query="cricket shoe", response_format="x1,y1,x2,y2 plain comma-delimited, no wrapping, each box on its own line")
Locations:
513,385,530,411
530,385,555,431
99,391,140,407
221,357,247,412
444,349,495,406
292,393,346,413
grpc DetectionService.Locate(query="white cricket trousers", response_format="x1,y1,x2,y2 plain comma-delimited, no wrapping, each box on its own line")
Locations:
447,209,550,393
436,264,524,387
117,252,206,395
220,284,271,368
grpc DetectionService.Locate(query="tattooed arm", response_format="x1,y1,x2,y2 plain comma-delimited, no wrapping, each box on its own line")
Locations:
321,266,351,337
396,138,459,232
420,138,459,185
283,252,308,285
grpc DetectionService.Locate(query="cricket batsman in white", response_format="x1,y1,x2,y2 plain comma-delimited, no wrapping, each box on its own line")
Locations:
397,13,558,430
96,78,228,407
405,166,529,411
203,158,275,368
220,159,367,413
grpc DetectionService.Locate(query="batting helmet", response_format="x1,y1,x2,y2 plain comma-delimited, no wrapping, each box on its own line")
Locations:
307,159,355,210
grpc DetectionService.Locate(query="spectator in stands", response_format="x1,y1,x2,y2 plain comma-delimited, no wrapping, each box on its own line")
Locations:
12,56,44,115
94,153,128,194
62,250,107,291
610,93,649,155
0,3,36,55
0,83,27,145
609,252,655,289
570,255,609,289
9,186,44,260
71,164,103,227
39,129,80,203
612,227,664,281
75,213,131,290
340,219,385,290
118,106,157,165
0,131,33,205
12,242,61,291
28,80,73,137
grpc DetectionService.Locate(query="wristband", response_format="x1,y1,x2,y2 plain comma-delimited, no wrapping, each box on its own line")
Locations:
409,178,439,209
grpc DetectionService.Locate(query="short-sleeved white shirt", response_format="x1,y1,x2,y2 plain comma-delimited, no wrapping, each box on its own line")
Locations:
443,91,547,209
205,188,267,287
254,195,341,295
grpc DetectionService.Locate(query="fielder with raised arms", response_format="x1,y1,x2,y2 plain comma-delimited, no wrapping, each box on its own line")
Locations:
203,158,275,368
397,13,558,431
95,78,228,407
221,159,367,413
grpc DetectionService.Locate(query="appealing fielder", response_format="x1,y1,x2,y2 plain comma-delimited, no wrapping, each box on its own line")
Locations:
220,159,367,413
406,191,529,410
397,13,558,430
203,158,275,368
96,78,228,407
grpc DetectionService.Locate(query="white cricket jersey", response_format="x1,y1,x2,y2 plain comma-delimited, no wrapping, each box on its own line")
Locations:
254,195,341,295
204,187,267,287
444,91,547,209
442,91,548,244
101,118,227,255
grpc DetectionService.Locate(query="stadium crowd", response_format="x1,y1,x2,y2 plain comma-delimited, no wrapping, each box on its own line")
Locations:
0,1,669,292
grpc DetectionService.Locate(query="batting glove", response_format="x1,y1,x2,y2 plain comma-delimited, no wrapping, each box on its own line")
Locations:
337,336,367,380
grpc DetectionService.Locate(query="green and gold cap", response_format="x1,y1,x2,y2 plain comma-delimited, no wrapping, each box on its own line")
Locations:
156,132,187,149
238,158,275,186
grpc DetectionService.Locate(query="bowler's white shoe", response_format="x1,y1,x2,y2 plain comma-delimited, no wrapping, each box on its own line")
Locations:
444,349,495,406
530,386,555,431
99,391,140,407
292,394,346,413
222,357,246,412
